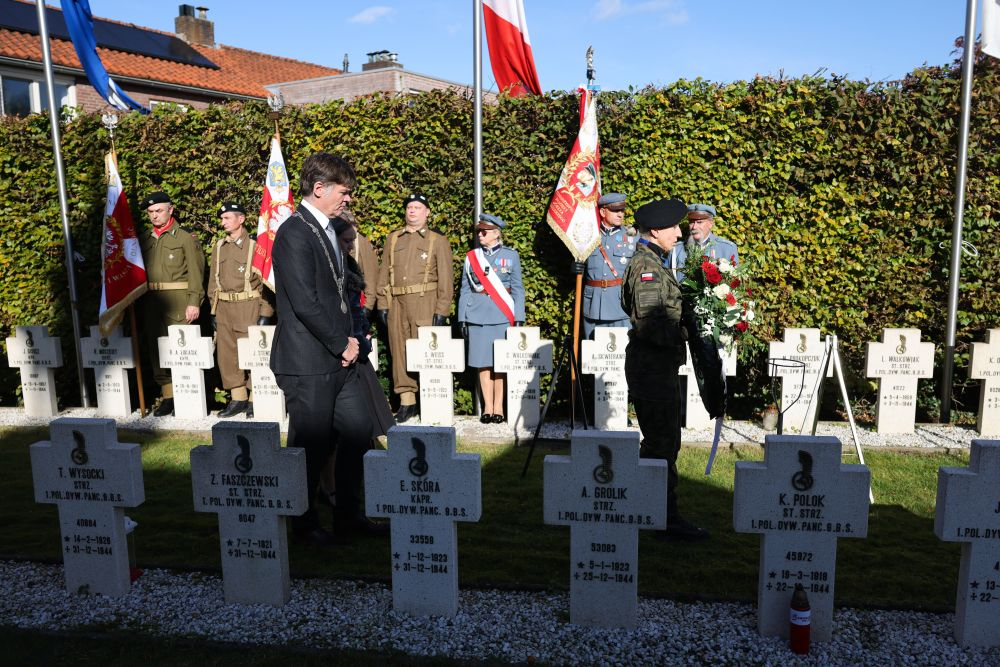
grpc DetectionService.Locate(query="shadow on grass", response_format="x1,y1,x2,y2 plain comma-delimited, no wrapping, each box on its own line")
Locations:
0,426,963,611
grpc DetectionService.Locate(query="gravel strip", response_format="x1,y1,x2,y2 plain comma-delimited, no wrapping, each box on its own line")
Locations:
0,407,983,451
2,560,997,665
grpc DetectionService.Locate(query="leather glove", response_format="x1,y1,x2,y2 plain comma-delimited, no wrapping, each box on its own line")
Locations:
514,321,523,327
432,314,447,327
378,309,389,328
572,261,586,275
256,315,274,326
211,315,217,332
460,322,469,339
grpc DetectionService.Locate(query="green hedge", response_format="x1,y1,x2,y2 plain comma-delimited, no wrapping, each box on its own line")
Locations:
1,53,998,420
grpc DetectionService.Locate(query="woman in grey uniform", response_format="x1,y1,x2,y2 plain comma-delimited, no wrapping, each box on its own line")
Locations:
458,214,526,423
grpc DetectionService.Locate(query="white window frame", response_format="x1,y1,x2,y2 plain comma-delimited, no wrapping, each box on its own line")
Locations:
0,66,76,116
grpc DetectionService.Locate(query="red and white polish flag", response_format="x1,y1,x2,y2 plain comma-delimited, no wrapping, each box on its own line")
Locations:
984,0,1000,60
546,87,602,262
251,135,295,290
483,0,542,96
98,151,147,335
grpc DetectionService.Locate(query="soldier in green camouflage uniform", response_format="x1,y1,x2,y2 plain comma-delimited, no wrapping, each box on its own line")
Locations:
621,197,708,541
139,191,206,416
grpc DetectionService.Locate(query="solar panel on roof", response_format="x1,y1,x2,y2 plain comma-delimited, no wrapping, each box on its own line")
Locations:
0,0,220,70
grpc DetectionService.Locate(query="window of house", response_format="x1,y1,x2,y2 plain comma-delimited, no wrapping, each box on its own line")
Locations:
0,70,75,116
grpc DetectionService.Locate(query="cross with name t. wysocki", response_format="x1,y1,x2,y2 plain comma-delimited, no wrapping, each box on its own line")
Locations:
236,325,285,421
405,326,465,426
768,328,832,433
679,344,737,429
934,439,1000,647
157,324,215,419
970,329,1000,437
865,328,934,434
190,422,307,606
494,326,553,431
364,425,481,618
733,434,870,642
580,327,629,429
6,325,63,417
544,429,667,629
29,418,144,596
81,325,135,418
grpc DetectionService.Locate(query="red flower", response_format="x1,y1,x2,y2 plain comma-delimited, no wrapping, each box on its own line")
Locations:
746,288,754,298
725,293,737,306
736,321,748,333
704,265,723,285
730,278,741,289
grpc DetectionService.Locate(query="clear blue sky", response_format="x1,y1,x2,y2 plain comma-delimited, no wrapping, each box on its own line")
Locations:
65,1,980,91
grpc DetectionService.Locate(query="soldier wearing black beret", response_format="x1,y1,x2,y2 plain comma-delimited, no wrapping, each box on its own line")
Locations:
139,191,206,416
621,198,708,540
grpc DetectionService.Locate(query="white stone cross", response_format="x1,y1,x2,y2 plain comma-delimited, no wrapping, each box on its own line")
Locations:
364,425,481,617
6,325,63,417
543,429,667,629
733,434,870,642
970,329,1000,437
768,328,832,433
157,324,215,419
580,327,629,430
934,439,1000,647
679,344,738,429
494,326,553,431
81,326,135,418
190,422,307,606
29,418,144,596
405,326,465,426
865,328,934,434
237,325,285,422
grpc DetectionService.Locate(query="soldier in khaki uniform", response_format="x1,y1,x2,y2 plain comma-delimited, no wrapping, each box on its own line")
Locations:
621,197,708,541
375,193,454,423
208,201,275,418
139,191,206,416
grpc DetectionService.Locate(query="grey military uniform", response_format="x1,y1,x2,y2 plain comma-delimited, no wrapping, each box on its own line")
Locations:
458,244,525,368
582,224,637,338
671,233,739,281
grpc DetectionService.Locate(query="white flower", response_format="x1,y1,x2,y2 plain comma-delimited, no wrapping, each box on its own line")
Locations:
719,334,733,347
745,309,755,322
717,258,733,273
702,323,714,337
694,305,709,315
703,287,713,297
712,284,731,299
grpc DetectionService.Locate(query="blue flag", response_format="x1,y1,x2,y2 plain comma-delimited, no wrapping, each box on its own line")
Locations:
61,0,148,113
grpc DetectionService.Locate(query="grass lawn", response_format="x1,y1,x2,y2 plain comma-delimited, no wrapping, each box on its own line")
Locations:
0,426,966,612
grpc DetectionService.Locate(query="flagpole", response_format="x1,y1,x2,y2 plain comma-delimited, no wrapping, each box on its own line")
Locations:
36,0,92,408
940,0,978,423
473,0,484,246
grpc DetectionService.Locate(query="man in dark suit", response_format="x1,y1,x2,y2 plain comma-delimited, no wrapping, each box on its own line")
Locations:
270,152,379,546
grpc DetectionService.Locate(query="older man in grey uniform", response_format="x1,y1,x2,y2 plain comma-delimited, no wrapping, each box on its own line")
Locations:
577,193,638,339
670,203,739,280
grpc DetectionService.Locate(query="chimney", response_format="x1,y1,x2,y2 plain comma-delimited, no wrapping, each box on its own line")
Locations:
175,5,215,48
363,50,401,72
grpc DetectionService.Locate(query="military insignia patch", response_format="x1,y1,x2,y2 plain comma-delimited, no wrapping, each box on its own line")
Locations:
640,272,655,282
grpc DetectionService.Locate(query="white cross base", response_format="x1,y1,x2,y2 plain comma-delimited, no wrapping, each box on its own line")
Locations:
405,326,465,426
5,325,62,417
237,325,285,422
81,326,135,418
494,327,553,431
864,328,934,434
158,324,215,419
580,327,629,430
679,344,737,429
970,329,1000,437
768,328,832,433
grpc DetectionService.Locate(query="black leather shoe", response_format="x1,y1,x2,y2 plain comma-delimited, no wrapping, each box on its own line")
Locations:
662,516,710,541
245,402,254,418
292,527,348,547
491,414,505,424
480,413,493,424
395,404,418,423
218,400,249,418
153,398,174,417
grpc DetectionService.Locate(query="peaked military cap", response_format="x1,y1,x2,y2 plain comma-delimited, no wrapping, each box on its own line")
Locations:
144,191,171,207
687,203,717,219
403,193,430,208
477,213,506,229
219,201,246,215
597,192,627,210
634,198,687,230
